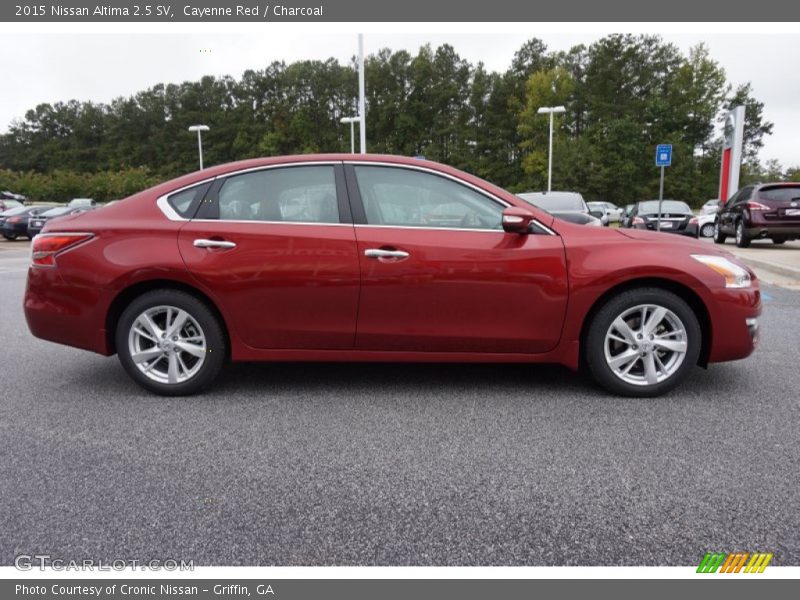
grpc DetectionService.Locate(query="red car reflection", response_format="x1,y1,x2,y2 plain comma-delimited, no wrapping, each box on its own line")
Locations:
24,154,761,397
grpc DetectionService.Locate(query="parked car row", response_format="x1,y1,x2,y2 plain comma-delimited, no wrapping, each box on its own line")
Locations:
1,199,99,240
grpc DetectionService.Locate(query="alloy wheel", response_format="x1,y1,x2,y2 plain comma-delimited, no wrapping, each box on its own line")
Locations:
127,305,207,385
603,304,688,387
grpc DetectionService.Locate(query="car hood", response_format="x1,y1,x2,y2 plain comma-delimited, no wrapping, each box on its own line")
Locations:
615,227,739,258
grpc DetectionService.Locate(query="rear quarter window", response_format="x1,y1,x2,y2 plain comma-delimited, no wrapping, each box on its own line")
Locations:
166,183,210,218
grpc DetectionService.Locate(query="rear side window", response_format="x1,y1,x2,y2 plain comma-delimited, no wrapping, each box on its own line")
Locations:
214,166,340,224
759,186,800,202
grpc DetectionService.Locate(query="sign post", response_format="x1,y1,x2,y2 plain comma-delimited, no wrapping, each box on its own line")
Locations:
655,144,672,231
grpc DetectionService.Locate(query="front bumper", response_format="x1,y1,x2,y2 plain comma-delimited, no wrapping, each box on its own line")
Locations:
707,284,762,363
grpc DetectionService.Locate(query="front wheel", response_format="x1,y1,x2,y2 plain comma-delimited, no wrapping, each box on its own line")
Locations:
3,233,17,241
585,288,702,397
116,289,227,396
700,223,715,238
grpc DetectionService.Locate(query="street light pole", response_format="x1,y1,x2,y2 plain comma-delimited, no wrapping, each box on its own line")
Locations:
536,106,566,192
188,124,210,170
340,116,358,154
358,33,366,154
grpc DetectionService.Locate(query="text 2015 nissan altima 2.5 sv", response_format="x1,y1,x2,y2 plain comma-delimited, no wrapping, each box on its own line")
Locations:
24,154,761,397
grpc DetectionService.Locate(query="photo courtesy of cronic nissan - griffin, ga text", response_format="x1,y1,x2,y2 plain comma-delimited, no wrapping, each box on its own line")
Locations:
23,155,761,397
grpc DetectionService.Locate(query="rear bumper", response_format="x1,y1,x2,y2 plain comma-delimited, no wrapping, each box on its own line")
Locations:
24,266,112,355
745,223,800,239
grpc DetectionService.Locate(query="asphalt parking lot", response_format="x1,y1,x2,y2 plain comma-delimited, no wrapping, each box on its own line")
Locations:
0,243,798,566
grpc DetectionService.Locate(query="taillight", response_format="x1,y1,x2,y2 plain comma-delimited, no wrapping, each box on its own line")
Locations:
31,233,93,267
632,217,644,225
689,217,698,225
746,201,770,211
8,216,21,223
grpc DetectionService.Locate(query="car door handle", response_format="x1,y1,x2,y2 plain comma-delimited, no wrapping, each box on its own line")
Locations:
193,239,237,249
364,248,409,259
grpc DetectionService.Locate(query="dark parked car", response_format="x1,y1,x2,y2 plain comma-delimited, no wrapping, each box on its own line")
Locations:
27,206,93,237
517,191,604,226
25,154,760,398
1,205,49,240
627,200,699,238
714,183,800,247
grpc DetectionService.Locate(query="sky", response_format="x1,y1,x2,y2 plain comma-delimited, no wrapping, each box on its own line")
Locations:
2,31,799,167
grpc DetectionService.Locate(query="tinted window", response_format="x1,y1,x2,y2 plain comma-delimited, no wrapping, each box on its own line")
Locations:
759,185,800,202
637,201,692,214
354,166,503,230
216,166,339,224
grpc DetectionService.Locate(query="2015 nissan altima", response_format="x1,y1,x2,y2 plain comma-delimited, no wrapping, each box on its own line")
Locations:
24,154,761,397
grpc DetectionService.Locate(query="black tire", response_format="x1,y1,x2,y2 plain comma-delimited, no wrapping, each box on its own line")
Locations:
585,288,702,397
712,220,726,244
115,289,227,396
3,233,17,241
772,238,786,245
700,223,715,238
735,220,751,248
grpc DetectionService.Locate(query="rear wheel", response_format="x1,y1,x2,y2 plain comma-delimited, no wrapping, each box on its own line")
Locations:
585,288,701,397
772,238,786,245
735,220,751,248
713,220,726,244
116,289,227,396
700,223,715,238
3,233,17,241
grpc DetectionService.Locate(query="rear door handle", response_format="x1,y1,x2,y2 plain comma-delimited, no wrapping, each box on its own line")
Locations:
364,248,410,259
194,239,237,249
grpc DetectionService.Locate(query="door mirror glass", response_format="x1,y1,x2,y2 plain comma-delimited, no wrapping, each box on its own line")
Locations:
589,209,605,219
502,207,535,234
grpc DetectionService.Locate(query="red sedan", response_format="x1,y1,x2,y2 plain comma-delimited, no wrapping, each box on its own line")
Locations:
24,154,761,397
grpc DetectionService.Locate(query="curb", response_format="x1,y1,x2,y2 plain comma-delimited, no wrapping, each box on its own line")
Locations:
739,256,800,280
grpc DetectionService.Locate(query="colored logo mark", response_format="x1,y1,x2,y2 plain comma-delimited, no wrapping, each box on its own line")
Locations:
697,552,773,573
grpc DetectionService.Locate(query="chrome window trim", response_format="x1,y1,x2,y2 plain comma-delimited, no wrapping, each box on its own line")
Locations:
154,159,556,235
189,219,352,227
353,224,503,234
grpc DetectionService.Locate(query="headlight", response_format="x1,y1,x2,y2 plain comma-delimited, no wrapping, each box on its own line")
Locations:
691,254,752,288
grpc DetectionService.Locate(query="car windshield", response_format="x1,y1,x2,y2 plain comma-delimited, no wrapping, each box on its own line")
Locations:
1,206,30,216
519,193,585,211
759,186,800,202
637,200,691,215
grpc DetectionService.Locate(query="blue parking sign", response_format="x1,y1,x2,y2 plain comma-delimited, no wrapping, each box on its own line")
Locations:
655,144,672,167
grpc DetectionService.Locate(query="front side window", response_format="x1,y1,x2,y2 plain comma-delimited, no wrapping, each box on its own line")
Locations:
216,166,339,224
353,166,503,230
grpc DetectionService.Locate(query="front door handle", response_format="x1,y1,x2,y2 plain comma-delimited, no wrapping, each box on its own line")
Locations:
364,248,410,260
194,239,237,250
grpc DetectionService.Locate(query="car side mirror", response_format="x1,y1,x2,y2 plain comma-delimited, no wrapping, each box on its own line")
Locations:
502,207,536,234
589,209,604,219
